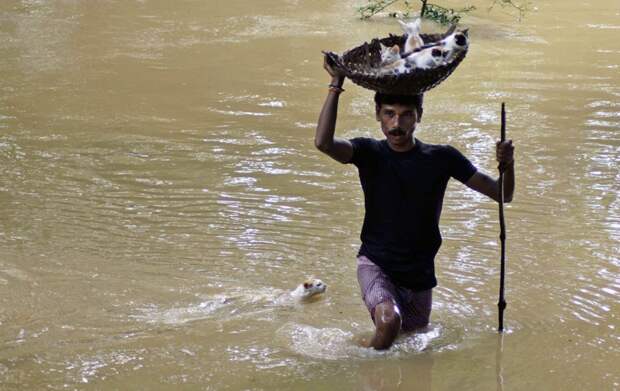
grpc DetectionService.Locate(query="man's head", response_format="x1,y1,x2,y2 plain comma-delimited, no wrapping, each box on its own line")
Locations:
374,92,424,150
374,92,424,121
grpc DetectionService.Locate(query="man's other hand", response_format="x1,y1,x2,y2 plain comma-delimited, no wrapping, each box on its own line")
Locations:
496,140,514,172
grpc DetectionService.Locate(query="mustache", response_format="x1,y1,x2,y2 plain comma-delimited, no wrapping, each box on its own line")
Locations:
387,128,406,135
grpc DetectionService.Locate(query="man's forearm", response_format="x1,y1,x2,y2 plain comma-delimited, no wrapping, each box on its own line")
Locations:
315,88,341,151
465,163,515,203
314,72,353,163
502,163,515,203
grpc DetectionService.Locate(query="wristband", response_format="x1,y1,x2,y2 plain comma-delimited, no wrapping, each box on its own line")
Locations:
328,84,345,93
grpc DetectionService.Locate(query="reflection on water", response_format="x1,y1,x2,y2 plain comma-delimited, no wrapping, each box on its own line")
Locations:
1,0,619,389
356,354,434,391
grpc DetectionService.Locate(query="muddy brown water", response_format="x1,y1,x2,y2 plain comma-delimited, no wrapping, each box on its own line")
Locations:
0,0,618,389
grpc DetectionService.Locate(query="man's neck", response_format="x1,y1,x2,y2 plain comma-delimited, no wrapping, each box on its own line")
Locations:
387,137,416,152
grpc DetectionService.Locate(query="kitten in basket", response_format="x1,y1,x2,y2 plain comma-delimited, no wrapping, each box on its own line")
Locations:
378,43,447,74
438,28,469,62
398,18,425,53
398,18,469,58
378,18,468,75
290,278,327,302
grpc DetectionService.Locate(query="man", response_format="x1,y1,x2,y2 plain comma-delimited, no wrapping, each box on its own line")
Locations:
315,57,515,350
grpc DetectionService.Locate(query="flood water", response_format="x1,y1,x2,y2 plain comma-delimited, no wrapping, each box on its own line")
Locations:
1,0,619,389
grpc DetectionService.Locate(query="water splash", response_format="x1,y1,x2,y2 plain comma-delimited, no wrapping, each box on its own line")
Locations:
130,295,232,325
277,322,461,360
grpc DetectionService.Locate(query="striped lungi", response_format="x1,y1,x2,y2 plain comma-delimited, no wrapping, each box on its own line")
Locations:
357,255,432,332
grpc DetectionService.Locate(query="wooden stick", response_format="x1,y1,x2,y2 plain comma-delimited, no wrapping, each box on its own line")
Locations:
498,102,507,332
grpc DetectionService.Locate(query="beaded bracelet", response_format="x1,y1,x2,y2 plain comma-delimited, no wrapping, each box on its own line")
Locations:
328,84,345,94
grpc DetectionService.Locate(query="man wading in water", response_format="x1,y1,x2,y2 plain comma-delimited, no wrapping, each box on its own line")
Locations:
315,58,515,350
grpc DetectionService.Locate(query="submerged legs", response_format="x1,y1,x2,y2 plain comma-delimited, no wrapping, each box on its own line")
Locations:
368,300,402,350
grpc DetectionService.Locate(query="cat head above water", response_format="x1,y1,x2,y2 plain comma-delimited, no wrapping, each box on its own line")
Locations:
295,278,327,299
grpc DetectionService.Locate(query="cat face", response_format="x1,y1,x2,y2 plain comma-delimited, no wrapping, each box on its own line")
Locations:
380,43,401,65
301,278,327,297
431,48,447,60
429,47,448,66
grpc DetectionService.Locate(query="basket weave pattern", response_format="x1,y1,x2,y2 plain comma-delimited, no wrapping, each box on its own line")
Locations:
325,30,468,95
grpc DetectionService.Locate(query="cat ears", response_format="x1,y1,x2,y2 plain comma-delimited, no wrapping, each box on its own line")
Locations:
398,18,421,33
380,42,400,53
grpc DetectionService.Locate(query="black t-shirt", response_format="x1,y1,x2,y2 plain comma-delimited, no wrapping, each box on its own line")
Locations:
349,137,477,291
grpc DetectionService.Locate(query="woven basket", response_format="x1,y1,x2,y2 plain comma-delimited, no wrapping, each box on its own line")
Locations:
324,27,468,95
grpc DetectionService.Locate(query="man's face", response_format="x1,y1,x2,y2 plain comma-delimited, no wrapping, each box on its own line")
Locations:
376,103,418,148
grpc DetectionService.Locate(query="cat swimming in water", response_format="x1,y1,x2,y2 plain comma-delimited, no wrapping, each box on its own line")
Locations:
290,278,327,301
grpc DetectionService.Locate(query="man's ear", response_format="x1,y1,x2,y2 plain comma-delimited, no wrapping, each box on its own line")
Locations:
375,104,381,121
417,107,423,123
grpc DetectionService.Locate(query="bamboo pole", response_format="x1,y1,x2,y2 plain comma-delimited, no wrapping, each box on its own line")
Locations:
498,102,507,332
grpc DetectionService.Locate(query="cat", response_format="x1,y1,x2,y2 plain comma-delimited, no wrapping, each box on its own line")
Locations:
398,18,425,54
377,21,466,75
405,46,448,69
379,42,401,66
438,29,468,63
402,30,466,70
290,278,327,301
377,56,407,75
378,45,447,75
377,42,407,75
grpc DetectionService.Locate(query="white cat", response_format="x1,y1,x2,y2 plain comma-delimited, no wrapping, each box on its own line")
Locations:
405,46,448,69
439,30,468,63
377,42,407,75
379,45,446,75
398,18,425,54
377,20,465,75
379,42,401,65
290,278,327,301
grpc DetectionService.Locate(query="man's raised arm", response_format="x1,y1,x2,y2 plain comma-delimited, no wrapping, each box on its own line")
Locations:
314,56,353,164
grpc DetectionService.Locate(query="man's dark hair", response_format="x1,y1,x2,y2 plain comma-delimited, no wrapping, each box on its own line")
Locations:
374,92,424,121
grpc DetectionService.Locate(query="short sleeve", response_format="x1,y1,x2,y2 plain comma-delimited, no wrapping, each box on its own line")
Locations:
445,145,477,184
348,137,376,167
